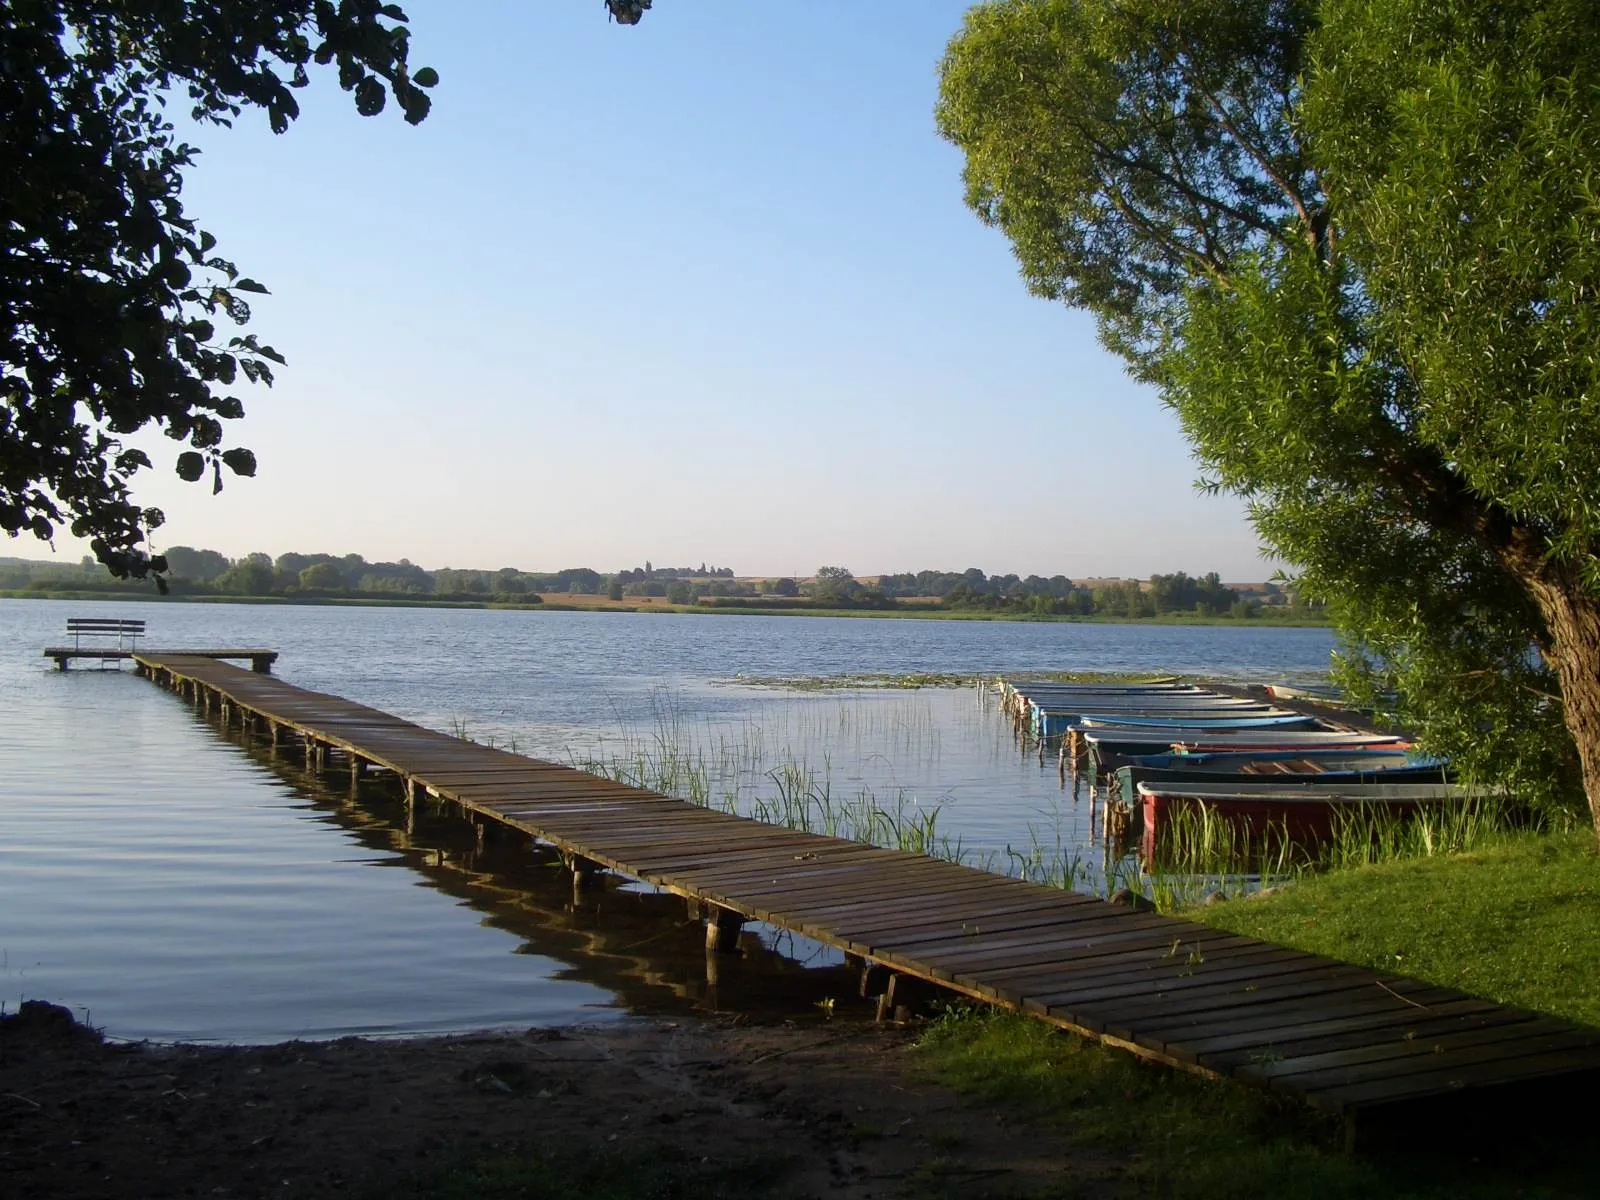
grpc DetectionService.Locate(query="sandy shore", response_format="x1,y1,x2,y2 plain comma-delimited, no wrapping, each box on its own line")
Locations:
1,1000,1114,1198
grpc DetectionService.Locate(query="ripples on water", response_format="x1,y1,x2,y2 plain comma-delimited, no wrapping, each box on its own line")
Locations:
0,599,1334,1041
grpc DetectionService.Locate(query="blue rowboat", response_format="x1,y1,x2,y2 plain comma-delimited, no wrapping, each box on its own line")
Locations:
1083,728,1408,770
1119,748,1442,771
1075,713,1316,731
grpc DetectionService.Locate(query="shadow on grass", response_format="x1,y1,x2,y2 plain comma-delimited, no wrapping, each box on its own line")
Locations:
914,1006,1593,1199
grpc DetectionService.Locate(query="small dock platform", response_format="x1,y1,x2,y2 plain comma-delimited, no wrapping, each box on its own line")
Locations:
45,646,279,672
133,653,1600,1146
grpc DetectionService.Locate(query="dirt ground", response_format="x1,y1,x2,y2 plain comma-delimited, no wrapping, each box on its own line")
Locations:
0,1001,1117,1199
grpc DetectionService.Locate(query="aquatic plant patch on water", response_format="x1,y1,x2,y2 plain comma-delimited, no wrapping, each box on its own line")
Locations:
718,671,979,691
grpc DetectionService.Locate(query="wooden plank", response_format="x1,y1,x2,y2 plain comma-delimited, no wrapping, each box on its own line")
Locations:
735,868,1013,917
882,904,1200,961
1138,988,1489,1057
722,870,1009,922
893,911,1197,969
626,842,884,877
967,942,1318,1002
679,852,981,897
930,933,1267,997
1033,952,1341,1012
826,895,1092,943
1179,999,1519,1060
874,915,1185,979
1232,1015,1577,1082
595,823,852,854
960,933,1267,995
1306,1045,1600,1110
1047,968,1394,1034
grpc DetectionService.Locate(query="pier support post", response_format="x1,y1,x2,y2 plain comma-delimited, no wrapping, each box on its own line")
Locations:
859,962,891,1001
875,973,934,1023
702,948,722,1009
563,852,602,904
704,906,745,954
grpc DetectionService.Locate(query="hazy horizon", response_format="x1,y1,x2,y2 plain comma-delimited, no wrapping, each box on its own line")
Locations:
29,1,1272,581
3,548,1282,586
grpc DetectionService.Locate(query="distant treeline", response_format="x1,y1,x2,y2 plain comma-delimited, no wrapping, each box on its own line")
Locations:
0,551,1320,620
801,566,1312,620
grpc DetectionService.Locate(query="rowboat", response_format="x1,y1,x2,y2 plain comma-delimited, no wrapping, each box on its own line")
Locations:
1075,713,1317,731
1029,695,1273,739
1134,780,1477,861
1082,728,1408,771
1111,759,1452,811
1264,682,1346,703
1120,748,1432,770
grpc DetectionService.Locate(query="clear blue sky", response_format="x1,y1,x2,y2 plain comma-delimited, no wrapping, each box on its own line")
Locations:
59,0,1270,580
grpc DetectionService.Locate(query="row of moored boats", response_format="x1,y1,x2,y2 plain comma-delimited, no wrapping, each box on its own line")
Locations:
996,678,1473,859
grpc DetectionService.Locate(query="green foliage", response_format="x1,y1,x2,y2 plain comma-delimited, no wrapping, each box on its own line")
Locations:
939,0,1600,823
297,560,346,591
936,0,1317,376
806,565,859,605
2,1,435,581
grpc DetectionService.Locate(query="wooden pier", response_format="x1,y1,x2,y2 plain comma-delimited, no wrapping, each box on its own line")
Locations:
133,653,1600,1146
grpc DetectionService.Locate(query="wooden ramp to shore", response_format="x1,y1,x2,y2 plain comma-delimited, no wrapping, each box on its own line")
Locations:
134,653,1600,1144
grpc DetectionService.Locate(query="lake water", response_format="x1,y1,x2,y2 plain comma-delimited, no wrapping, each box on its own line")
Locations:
0,598,1335,1041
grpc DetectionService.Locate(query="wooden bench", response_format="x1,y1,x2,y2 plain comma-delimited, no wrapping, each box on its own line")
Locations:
66,617,146,652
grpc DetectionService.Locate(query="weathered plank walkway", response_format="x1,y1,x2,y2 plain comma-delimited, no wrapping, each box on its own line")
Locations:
135,653,1600,1143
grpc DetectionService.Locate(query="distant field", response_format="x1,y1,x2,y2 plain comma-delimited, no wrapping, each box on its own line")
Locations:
534,593,675,610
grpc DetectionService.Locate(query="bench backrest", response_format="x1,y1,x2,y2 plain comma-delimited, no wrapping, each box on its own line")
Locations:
66,618,145,650
66,618,146,633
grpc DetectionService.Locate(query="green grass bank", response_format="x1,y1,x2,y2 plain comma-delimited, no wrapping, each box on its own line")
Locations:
910,829,1598,1196
1185,829,1600,1028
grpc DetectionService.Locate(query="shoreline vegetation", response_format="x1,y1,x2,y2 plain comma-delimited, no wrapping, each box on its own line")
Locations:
0,587,1334,624
0,551,1331,624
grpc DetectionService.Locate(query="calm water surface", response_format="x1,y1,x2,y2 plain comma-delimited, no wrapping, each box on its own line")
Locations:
0,599,1335,1041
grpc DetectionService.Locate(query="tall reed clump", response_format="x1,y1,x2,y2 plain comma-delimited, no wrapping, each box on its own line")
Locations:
1132,794,1545,911
569,703,969,865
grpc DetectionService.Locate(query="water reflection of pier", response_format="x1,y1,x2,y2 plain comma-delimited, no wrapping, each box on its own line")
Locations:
232,726,869,1023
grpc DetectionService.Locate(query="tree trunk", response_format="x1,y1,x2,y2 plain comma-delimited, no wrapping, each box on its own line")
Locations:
1505,547,1600,841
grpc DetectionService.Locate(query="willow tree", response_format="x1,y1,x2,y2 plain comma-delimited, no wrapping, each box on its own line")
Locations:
938,0,1600,832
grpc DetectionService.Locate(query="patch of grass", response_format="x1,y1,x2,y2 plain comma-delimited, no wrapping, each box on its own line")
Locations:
385,1143,789,1200
1186,829,1600,1027
915,1006,1591,1197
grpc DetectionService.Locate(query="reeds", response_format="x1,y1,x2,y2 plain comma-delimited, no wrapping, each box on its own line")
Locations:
568,698,968,862
1129,793,1544,910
